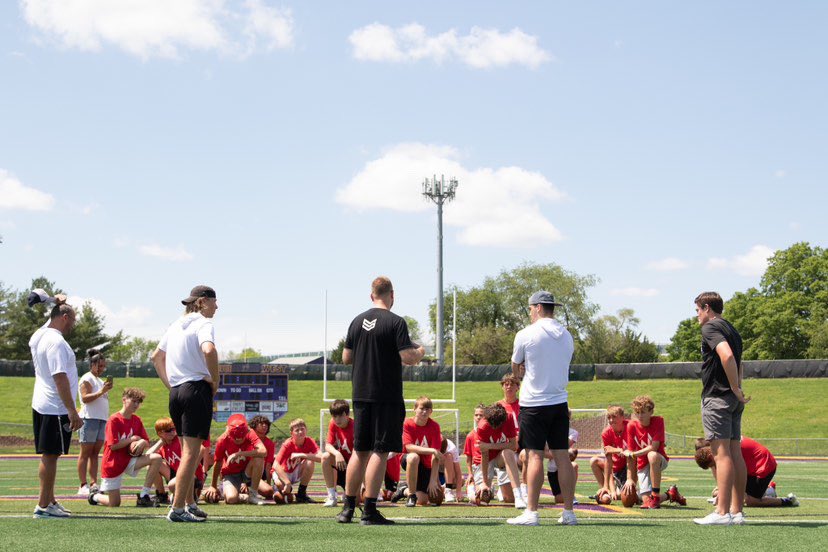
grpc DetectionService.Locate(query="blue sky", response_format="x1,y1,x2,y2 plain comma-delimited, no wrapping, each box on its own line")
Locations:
2,1,826,356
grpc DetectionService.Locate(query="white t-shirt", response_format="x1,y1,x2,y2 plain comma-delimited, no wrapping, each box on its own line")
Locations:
511,317,574,408
78,371,109,420
444,438,460,464
158,313,215,387
547,428,579,472
30,323,79,415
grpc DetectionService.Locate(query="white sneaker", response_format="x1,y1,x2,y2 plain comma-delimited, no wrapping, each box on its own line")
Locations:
693,512,732,525
247,492,265,505
77,484,90,497
45,503,70,517
496,487,504,502
507,510,540,526
51,501,71,514
323,495,338,507
514,493,527,509
787,493,799,507
444,489,456,503
558,510,578,526
730,512,745,525
33,506,55,519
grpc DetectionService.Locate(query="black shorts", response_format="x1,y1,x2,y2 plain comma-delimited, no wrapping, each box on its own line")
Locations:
613,468,628,488
169,380,213,440
519,402,570,451
353,401,405,453
32,409,72,455
547,470,561,496
746,469,776,499
413,463,432,494
336,467,347,490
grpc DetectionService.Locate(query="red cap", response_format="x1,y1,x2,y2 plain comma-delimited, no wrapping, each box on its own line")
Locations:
227,414,248,438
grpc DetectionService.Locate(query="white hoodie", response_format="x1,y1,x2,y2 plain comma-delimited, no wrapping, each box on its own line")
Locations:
511,317,574,407
158,313,215,387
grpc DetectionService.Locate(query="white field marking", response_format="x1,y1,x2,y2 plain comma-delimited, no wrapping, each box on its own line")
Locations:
1,513,826,524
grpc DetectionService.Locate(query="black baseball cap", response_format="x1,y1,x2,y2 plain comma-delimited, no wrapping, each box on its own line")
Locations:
181,285,217,305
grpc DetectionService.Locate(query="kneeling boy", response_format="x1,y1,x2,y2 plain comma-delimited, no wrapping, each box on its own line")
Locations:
204,414,267,505
273,418,323,503
402,396,443,506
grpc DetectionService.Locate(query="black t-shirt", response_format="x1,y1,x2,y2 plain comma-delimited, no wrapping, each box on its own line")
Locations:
345,307,414,403
700,317,743,398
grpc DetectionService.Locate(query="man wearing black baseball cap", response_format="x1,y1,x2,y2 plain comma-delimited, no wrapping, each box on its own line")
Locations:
152,285,218,522
507,291,577,527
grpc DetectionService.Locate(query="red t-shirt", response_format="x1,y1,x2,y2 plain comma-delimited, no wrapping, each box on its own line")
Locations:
385,452,401,481
402,418,442,469
159,436,206,480
214,429,262,475
101,412,150,478
326,418,354,462
275,436,319,472
601,420,629,473
258,435,275,466
741,437,777,478
476,418,516,462
498,399,520,437
624,416,668,470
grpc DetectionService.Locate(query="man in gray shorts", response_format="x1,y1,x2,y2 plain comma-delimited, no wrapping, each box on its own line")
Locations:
692,291,750,526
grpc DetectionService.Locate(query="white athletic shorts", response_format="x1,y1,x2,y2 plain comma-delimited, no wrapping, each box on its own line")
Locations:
637,454,668,496
100,457,141,492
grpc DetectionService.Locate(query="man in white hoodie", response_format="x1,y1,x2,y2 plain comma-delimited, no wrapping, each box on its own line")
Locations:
507,291,577,527
152,285,218,522
29,292,84,519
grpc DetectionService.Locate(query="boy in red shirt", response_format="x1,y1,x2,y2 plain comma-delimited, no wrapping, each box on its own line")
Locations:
250,415,277,499
463,404,485,499
273,418,323,503
322,400,354,507
589,405,629,501
154,417,208,506
89,388,163,508
695,437,798,508
622,395,685,509
467,403,525,508
203,414,267,505
402,396,443,506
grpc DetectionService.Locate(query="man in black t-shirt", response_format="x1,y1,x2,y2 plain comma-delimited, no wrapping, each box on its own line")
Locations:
693,291,750,527
336,276,425,526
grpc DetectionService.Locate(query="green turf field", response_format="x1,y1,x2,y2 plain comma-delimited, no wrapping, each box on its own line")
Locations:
0,455,825,551
2,377,827,453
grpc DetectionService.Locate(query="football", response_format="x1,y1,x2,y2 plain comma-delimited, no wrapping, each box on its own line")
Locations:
476,487,493,505
129,440,147,457
596,490,612,505
429,487,445,506
569,448,578,462
272,491,286,505
621,485,638,507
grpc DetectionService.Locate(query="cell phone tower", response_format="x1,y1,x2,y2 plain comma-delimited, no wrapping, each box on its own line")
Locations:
422,175,458,368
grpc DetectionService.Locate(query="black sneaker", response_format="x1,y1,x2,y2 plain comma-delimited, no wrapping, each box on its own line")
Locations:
390,483,408,503
156,492,171,505
336,506,355,523
136,493,158,507
295,494,317,504
187,504,208,519
88,492,100,506
360,509,395,525
405,494,417,508
167,508,206,523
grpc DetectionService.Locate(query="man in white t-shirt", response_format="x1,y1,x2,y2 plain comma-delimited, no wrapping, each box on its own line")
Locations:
29,292,83,519
507,291,577,527
151,285,218,523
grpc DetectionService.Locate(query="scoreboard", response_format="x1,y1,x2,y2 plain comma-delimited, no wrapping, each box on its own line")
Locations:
213,363,289,423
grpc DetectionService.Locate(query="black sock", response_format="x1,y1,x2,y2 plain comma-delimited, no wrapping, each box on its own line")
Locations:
653,487,660,496
781,497,792,507
298,484,308,497
364,497,377,515
345,495,356,509
446,483,456,490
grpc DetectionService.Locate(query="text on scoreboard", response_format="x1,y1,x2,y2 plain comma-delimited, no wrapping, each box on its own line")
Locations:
213,363,289,423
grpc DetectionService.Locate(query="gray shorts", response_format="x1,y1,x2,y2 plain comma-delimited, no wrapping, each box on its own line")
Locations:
702,394,744,441
79,418,107,444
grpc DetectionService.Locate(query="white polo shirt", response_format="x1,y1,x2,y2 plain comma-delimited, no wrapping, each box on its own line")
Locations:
511,317,574,408
158,313,215,387
30,323,79,415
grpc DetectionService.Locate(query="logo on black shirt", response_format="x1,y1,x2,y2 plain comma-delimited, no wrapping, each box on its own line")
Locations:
362,318,377,331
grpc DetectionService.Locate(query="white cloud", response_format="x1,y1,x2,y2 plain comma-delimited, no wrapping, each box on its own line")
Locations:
21,0,294,60
645,257,689,271
0,169,55,211
349,23,551,69
610,287,660,298
336,143,565,247
139,243,194,261
774,169,787,178
707,245,774,277
67,295,153,335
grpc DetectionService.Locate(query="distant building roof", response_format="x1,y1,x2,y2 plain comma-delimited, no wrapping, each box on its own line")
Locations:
267,355,327,366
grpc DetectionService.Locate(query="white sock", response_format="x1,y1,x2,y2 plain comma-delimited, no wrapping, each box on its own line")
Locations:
563,508,574,515
92,493,102,504
188,502,198,509
140,487,152,497
327,487,337,497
